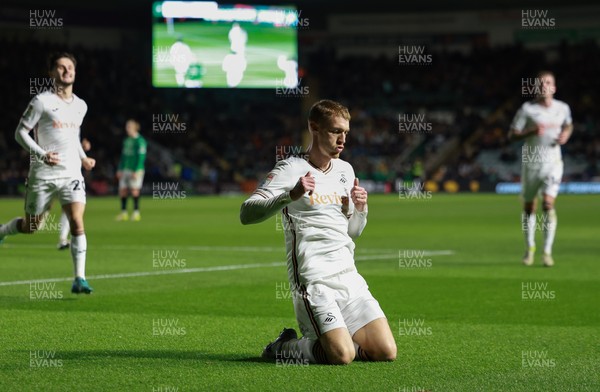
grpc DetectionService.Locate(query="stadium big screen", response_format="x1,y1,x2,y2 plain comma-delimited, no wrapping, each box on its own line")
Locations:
152,1,299,88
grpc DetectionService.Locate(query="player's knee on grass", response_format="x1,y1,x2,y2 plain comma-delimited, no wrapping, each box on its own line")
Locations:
368,339,397,362
320,333,355,365
326,343,355,365
353,318,397,362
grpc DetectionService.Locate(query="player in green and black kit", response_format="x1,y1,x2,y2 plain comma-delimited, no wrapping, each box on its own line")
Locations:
116,119,147,221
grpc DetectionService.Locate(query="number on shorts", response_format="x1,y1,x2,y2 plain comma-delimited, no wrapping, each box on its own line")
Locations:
71,180,85,191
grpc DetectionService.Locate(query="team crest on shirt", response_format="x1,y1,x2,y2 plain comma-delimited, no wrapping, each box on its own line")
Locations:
339,174,347,184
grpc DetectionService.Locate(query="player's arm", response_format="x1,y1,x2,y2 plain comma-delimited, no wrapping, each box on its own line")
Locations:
557,123,573,145
79,143,96,171
557,105,574,145
508,107,541,141
508,126,539,141
136,138,147,172
14,97,58,165
77,133,87,160
347,177,368,238
130,138,147,179
77,129,95,171
81,138,91,152
240,162,312,225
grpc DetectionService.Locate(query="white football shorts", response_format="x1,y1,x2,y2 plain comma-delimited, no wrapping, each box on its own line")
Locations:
119,170,145,191
25,176,86,216
293,257,386,340
521,161,563,202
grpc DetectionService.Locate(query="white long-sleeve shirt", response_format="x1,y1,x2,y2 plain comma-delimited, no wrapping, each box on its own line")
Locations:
241,157,367,284
16,91,87,180
511,99,572,167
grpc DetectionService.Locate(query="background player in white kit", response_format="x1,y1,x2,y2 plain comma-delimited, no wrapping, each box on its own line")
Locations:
0,52,96,294
228,23,247,55
222,50,247,88
509,71,573,267
240,100,396,364
170,36,195,87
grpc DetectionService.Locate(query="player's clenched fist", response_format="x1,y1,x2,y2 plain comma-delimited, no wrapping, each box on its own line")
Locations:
82,157,96,171
351,178,368,212
290,171,315,201
557,131,570,145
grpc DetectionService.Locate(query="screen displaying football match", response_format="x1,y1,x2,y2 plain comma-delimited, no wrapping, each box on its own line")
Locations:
152,1,298,88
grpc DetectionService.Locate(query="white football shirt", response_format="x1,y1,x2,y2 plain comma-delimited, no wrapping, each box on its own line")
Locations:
511,99,572,166
19,91,88,180
251,156,366,284
169,41,194,72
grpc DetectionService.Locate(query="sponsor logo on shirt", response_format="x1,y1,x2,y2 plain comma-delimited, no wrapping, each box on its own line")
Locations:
52,120,79,129
309,192,343,205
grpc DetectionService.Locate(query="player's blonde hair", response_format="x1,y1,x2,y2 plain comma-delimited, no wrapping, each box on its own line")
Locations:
308,100,350,127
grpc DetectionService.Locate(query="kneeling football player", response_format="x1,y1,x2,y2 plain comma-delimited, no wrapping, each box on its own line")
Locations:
240,100,396,364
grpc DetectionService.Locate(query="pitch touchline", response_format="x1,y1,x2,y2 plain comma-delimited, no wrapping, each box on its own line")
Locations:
0,262,286,287
1,243,454,255
0,251,455,287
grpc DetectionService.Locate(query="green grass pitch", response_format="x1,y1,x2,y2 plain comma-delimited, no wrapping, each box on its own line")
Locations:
0,194,598,391
152,21,297,88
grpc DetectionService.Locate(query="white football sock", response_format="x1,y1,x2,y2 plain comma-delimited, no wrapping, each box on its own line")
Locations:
0,217,21,236
542,209,557,255
59,212,70,243
521,212,536,249
70,234,87,279
280,337,317,364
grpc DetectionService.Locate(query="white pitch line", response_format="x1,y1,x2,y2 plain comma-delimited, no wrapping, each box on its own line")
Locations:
1,244,284,252
0,250,455,287
0,262,285,287
354,251,453,261
1,243,454,256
